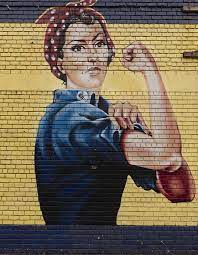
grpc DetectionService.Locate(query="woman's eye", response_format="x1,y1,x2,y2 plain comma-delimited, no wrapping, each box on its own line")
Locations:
71,45,85,52
95,41,106,48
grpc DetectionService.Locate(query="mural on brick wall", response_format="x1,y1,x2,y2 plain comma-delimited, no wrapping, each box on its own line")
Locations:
33,0,196,225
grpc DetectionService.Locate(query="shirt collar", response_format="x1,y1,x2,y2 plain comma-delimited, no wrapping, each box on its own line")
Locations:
53,89,99,106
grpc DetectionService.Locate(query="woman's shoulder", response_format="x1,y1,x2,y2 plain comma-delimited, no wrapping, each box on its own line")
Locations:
53,100,108,123
40,90,110,127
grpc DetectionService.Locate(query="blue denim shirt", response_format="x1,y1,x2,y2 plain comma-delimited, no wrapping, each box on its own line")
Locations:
35,90,158,225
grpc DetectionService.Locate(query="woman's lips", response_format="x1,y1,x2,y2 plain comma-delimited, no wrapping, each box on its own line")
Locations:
87,67,101,76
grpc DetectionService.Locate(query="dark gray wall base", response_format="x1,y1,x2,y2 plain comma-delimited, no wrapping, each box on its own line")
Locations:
0,226,197,254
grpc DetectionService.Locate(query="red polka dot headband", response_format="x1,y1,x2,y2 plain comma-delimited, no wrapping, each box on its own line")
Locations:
35,0,115,82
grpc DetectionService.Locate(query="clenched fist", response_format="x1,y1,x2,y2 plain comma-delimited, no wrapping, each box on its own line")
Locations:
121,42,157,72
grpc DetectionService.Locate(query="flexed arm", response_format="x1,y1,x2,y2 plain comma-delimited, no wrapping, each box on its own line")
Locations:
113,42,195,201
119,42,182,171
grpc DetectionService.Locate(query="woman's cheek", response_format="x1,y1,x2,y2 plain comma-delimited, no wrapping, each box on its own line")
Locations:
64,52,80,68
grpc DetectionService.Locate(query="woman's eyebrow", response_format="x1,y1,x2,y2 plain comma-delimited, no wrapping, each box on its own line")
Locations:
65,33,104,46
92,32,104,41
66,40,86,45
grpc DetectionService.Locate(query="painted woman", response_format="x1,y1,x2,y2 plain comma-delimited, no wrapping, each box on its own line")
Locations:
35,0,195,225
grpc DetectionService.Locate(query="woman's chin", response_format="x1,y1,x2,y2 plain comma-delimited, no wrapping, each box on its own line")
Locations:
80,73,105,89
67,75,104,90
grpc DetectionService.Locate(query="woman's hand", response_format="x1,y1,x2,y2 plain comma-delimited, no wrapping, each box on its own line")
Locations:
121,41,157,73
109,102,151,135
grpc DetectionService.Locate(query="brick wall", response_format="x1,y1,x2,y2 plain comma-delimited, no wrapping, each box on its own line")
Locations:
0,0,198,253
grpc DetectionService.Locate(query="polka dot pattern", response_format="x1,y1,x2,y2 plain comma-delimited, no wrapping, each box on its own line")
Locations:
67,0,97,7
51,55,56,61
51,9,56,14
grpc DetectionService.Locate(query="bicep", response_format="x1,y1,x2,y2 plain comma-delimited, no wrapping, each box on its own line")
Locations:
121,130,181,171
121,130,162,169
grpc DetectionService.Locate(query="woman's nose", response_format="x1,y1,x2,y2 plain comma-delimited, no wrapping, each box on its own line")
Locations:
87,46,98,62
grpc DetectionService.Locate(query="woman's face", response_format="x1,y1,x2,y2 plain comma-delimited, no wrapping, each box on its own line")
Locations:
60,21,109,90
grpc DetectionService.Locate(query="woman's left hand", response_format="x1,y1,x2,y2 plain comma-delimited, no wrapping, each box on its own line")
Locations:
108,102,151,135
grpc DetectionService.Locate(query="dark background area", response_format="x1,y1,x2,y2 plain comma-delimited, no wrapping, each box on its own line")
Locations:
0,0,198,23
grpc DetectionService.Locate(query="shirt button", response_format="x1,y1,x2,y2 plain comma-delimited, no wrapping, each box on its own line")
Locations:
77,91,89,102
91,165,98,170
